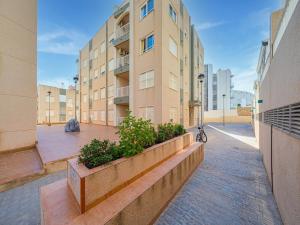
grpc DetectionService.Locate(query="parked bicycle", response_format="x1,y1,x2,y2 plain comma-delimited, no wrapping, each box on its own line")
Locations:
196,125,207,143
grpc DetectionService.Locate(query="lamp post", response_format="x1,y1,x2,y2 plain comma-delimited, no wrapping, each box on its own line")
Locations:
198,74,205,127
47,91,52,126
222,94,226,126
73,75,79,121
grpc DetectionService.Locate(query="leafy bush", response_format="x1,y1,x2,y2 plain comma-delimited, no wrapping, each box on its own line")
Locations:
118,112,156,157
156,123,186,143
174,124,186,136
78,139,121,169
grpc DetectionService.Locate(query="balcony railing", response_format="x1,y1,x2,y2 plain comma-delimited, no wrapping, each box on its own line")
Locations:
113,23,129,46
116,86,129,97
115,55,129,74
113,1,129,18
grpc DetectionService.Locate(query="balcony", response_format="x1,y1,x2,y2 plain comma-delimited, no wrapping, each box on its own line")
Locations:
114,55,129,76
113,1,129,18
189,99,201,107
114,86,129,105
112,23,129,47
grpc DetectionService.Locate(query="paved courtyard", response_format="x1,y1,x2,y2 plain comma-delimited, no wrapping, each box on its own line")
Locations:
0,124,282,225
156,124,282,225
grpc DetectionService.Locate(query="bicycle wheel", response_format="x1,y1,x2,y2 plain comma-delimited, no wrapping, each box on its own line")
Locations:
196,133,201,142
201,131,207,143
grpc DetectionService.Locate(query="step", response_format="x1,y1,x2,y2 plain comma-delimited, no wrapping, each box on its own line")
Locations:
40,142,204,225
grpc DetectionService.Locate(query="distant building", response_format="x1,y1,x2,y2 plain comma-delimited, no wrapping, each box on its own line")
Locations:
37,85,76,124
231,90,254,109
204,64,213,111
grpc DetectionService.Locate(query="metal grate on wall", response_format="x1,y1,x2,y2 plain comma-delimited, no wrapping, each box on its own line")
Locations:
263,102,300,138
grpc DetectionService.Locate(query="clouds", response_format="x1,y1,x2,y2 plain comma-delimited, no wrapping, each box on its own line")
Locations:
196,21,226,31
38,28,88,55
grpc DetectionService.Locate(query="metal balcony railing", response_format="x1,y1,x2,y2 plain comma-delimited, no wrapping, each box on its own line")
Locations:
116,55,129,70
116,86,129,97
116,23,129,40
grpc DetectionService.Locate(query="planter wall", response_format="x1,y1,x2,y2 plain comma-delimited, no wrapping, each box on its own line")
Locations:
67,133,193,213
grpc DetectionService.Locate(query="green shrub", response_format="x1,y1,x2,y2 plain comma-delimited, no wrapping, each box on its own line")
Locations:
156,123,186,143
118,112,156,157
78,139,121,169
174,124,186,136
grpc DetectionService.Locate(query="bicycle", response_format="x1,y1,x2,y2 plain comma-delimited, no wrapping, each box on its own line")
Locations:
196,125,207,143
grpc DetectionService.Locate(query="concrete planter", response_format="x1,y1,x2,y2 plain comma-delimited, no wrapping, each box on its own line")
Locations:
67,133,193,213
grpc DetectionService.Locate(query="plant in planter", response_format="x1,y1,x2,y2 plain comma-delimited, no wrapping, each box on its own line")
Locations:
156,123,186,143
174,124,186,137
118,112,156,157
78,139,121,169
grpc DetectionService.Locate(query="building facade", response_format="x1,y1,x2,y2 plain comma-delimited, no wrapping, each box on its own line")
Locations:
0,0,37,152
204,64,213,111
78,0,204,128
230,90,254,109
37,85,76,124
255,0,300,224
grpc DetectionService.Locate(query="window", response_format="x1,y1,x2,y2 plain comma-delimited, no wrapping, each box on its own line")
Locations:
141,34,154,53
169,72,178,91
94,90,99,100
100,111,105,121
94,69,99,79
169,4,177,23
83,76,88,85
139,70,154,89
139,107,154,122
67,99,73,107
108,85,114,97
82,112,87,121
45,96,54,103
100,42,105,53
94,48,98,58
45,110,54,117
140,0,154,19
169,107,177,122
109,59,115,71
93,111,98,120
169,37,177,57
100,64,106,75
59,95,66,102
108,110,114,122
82,59,88,68
83,95,87,103
100,87,106,99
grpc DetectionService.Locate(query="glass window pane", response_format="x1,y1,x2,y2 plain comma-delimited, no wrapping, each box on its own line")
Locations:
147,35,154,50
147,0,154,12
141,5,147,18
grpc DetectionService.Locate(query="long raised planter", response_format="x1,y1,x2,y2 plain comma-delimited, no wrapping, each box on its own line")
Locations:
67,132,193,213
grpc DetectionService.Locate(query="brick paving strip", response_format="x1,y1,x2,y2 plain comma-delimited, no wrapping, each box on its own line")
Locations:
156,124,283,225
0,124,282,225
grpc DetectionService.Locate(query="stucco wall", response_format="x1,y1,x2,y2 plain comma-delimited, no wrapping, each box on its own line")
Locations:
258,2,300,224
0,0,37,152
204,110,252,124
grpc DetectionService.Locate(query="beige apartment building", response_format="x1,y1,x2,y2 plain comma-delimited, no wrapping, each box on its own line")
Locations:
78,0,204,128
255,0,300,224
37,85,77,124
0,0,37,152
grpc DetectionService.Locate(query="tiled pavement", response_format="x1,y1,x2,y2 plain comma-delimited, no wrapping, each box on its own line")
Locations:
0,170,66,225
0,124,282,225
156,124,283,225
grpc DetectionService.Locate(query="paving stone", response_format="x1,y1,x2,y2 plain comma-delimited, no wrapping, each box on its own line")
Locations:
156,124,283,225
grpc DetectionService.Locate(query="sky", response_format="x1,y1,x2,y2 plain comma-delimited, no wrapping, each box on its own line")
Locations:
38,0,282,93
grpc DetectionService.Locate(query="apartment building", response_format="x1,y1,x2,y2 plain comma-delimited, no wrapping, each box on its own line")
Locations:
78,0,204,128
230,90,254,109
0,0,37,152
37,85,76,124
255,0,300,224
203,66,233,111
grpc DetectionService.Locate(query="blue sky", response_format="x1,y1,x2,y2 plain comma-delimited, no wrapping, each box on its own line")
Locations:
38,0,282,93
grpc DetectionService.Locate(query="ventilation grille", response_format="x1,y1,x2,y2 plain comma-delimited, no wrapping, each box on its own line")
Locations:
263,102,300,138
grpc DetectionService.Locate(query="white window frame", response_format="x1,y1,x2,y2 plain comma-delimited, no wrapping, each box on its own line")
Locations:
141,34,155,53
139,70,154,90
140,0,154,20
169,4,177,23
169,72,178,91
169,36,177,57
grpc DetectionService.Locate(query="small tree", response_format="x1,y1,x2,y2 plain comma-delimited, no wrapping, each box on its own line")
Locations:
118,112,156,157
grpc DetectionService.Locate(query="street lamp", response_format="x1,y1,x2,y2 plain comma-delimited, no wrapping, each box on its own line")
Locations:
198,74,205,127
47,91,52,126
73,75,79,121
222,94,226,126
